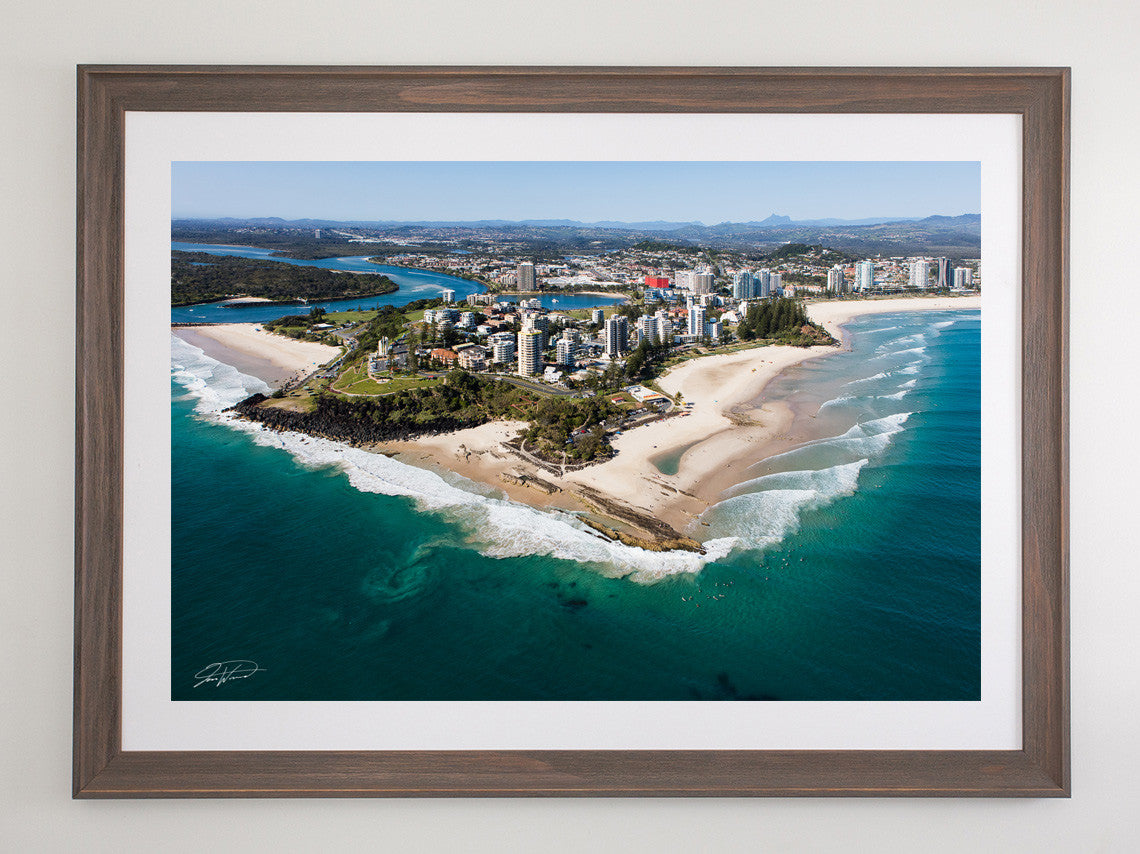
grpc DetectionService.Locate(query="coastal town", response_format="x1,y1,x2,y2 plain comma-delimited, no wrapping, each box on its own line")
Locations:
176,240,980,551
166,163,987,707
361,247,977,382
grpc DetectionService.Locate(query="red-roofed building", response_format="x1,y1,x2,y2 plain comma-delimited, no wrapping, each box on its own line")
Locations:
430,348,458,365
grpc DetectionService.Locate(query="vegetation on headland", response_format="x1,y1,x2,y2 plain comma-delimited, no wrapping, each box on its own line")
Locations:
735,297,833,345
246,294,833,461
171,251,398,306
522,396,620,462
233,370,616,463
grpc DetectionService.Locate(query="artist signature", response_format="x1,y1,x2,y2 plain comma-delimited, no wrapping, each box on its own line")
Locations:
193,660,265,688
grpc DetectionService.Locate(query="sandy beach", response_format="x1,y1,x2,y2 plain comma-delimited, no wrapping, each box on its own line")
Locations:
563,343,835,531
808,295,981,346
173,323,341,387
368,295,983,546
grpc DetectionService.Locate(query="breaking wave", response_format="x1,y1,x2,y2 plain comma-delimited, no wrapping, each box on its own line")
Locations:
704,459,869,551
745,412,912,475
170,334,270,412
171,334,730,581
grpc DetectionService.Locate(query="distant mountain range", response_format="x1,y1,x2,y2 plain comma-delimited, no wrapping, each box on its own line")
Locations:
178,213,974,232
173,214,981,258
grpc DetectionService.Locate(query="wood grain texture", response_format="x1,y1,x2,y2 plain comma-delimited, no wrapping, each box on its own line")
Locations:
74,66,1069,798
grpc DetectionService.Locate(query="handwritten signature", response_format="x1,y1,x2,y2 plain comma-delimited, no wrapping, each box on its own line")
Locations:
193,660,265,688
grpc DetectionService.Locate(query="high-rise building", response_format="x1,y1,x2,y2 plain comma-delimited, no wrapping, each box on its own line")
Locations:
935,257,952,289
591,308,605,326
909,259,930,289
769,272,782,295
517,261,537,292
654,310,673,345
953,267,974,289
521,313,550,349
492,339,515,365
757,269,772,298
516,330,543,376
637,314,657,345
732,271,756,300
687,304,707,338
555,336,578,366
603,315,629,358
692,270,715,294
441,288,456,304
706,319,722,341
827,265,847,294
675,269,714,294
489,332,515,366
856,260,875,291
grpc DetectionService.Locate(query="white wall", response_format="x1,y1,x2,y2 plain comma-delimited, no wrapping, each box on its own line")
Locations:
2,0,1137,850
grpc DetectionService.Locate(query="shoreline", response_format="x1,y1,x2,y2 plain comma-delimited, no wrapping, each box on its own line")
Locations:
197,294,980,551
172,323,340,388
366,295,981,546
806,294,980,346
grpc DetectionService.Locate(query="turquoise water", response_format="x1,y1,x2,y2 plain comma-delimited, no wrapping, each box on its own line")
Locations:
169,242,626,324
650,440,702,476
170,309,980,701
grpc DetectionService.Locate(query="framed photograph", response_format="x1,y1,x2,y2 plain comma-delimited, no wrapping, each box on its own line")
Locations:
75,66,1068,797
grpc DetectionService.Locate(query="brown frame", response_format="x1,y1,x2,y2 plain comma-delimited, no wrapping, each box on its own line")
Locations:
75,66,1069,797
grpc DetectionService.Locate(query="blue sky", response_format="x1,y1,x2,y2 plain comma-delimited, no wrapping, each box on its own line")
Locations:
172,161,980,224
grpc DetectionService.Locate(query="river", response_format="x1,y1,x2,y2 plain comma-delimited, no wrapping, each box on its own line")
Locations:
170,242,626,324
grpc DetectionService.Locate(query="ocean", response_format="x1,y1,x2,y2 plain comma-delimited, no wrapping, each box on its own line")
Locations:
170,307,981,701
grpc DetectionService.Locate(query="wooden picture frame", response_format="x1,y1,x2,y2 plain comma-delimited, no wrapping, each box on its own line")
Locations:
75,66,1069,797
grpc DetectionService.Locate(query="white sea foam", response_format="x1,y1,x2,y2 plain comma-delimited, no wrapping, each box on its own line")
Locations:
877,390,909,400
873,345,927,361
846,371,890,386
707,459,869,551
171,335,729,581
877,333,926,352
746,412,912,473
818,394,856,410
170,333,270,413
900,379,917,388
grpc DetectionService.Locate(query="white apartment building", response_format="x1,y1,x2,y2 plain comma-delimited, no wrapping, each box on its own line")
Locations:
687,304,707,337
909,259,930,289
555,336,578,366
604,315,629,358
516,330,543,376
